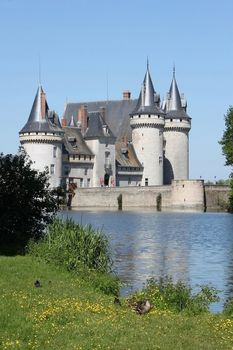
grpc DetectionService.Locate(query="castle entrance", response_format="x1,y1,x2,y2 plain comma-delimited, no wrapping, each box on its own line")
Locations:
104,173,110,186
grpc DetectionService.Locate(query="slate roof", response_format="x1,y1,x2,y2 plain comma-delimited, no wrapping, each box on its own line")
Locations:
63,99,137,141
63,126,93,156
20,86,63,134
84,111,116,140
115,142,142,168
164,70,191,120
166,109,191,120
130,66,164,116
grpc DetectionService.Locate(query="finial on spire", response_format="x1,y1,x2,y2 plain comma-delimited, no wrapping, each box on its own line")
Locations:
38,53,42,86
173,63,176,78
147,57,149,70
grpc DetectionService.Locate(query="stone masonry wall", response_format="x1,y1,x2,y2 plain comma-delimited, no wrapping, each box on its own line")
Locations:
204,185,230,211
71,180,207,211
71,182,230,212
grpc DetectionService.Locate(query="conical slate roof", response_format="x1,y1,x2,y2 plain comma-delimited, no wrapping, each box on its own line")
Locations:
168,69,182,111
20,86,63,133
130,64,164,115
165,69,191,120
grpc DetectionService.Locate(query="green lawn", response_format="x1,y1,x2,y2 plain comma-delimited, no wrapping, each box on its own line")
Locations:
1,256,233,350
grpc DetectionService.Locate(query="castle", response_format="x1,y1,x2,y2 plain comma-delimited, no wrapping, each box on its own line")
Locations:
19,64,191,190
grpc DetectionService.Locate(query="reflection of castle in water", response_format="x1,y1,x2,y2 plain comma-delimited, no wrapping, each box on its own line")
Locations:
67,210,233,310
114,213,190,292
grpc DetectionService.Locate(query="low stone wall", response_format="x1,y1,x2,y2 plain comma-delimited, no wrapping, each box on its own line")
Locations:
204,185,230,211
72,185,171,209
71,181,230,212
71,180,206,211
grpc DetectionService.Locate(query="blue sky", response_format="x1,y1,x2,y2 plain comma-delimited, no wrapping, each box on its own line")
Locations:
0,0,232,180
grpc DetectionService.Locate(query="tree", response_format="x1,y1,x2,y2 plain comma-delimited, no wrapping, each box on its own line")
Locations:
0,150,59,253
219,106,233,212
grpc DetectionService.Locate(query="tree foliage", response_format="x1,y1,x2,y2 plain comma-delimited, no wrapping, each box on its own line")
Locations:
219,106,233,212
219,106,233,166
0,151,59,253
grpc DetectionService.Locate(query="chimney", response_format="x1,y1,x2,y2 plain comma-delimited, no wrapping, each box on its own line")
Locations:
78,105,88,135
123,90,131,100
100,106,106,121
40,90,46,118
61,118,67,127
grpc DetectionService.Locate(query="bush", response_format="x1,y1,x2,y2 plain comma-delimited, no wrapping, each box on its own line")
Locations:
27,218,120,295
0,151,59,253
127,276,219,315
28,218,112,272
223,298,233,317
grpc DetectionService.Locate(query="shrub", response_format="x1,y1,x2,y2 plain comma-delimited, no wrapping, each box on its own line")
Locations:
0,151,59,253
223,298,233,317
127,276,219,315
28,218,113,272
27,218,120,295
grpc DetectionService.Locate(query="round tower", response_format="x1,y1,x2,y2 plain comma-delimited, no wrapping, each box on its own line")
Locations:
163,69,191,184
19,86,64,188
130,64,165,186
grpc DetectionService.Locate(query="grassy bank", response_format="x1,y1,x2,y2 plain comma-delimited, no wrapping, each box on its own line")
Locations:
1,256,233,350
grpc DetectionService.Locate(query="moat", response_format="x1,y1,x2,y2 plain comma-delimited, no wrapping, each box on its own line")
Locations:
61,209,233,311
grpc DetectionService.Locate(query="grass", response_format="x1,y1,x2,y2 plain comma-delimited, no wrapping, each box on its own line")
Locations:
1,256,233,349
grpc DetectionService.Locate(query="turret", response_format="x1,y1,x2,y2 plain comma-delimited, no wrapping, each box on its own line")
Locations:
163,68,191,184
19,86,64,188
130,63,165,186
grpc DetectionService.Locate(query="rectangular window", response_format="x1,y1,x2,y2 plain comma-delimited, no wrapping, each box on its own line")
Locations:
87,178,91,187
145,178,148,186
84,168,88,175
53,146,57,158
50,164,55,175
80,178,83,187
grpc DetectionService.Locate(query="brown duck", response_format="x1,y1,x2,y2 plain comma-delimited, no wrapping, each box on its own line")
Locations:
135,300,153,315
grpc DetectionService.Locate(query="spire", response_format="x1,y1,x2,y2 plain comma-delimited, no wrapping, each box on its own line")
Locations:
27,86,48,123
20,86,62,134
69,115,76,127
143,64,155,107
168,68,182,111
130,64,163,115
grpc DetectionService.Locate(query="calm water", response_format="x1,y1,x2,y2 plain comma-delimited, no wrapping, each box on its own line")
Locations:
61,209,233,311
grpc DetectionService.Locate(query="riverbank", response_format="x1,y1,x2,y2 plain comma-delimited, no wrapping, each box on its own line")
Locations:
1,255,233,350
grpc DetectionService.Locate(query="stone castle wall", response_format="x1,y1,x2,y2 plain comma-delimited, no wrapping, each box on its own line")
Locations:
204,185,230,211
71,180,218,211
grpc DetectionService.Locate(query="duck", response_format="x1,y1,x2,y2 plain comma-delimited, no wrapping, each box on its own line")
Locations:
114,297,121,306
34,280,42,288
135,300,153,315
